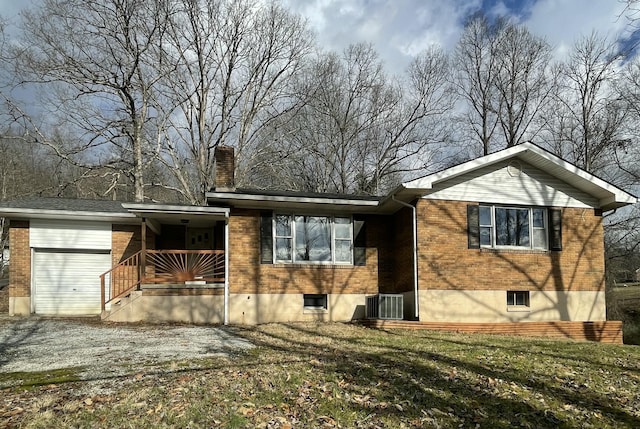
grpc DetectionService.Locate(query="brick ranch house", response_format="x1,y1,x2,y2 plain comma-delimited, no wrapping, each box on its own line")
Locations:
0,143,636,341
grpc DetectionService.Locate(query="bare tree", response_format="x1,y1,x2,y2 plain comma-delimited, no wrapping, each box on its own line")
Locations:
548,33,626,173
257,43,452,195
453,15,501,156
492,24,554,147
14,0,173,202
155,0,313,204
455,16,554,154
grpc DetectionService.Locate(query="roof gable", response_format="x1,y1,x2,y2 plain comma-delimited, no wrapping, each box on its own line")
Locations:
400,143,637,210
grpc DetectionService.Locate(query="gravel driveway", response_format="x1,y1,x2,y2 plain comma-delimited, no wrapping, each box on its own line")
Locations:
0,316,254,386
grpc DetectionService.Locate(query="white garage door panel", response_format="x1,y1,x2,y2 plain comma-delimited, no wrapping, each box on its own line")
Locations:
30,220,111,250
34,251,111,315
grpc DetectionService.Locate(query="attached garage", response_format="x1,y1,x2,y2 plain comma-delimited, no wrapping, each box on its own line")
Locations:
30,220,112,315
32,251,111,315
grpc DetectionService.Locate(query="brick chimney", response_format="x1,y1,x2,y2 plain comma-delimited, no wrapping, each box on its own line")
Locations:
214,145,235,192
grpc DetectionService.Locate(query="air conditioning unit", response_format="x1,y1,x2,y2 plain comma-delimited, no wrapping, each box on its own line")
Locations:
366,294,403,320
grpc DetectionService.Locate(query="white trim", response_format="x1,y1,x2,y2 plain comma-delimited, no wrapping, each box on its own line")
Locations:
0,208,136,222
392,195,419,319
122,203,230,216
480,205,548,251
224,213,230,326
402,142,637,210
207,192,379,208
271,214,355,265
30,248,35,314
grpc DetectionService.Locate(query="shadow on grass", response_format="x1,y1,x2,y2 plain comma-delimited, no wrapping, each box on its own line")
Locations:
231,323,640,428
0,317,45,370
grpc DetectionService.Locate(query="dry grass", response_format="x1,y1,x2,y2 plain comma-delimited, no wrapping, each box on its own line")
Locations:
1,322,640,428
609,286,640,344
0,284,8,314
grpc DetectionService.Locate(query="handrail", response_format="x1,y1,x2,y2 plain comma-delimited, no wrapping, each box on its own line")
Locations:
100,251,142,311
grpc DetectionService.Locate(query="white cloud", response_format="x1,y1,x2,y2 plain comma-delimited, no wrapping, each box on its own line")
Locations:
524,0,630,58
2,0,636,73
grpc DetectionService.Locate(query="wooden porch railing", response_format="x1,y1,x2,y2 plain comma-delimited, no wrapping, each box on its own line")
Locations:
100,250,226,310
144,250,225,284
100,251,141,311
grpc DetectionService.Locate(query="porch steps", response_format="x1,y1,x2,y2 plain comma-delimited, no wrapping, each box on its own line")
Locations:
101,290,143,322
359,320,624,344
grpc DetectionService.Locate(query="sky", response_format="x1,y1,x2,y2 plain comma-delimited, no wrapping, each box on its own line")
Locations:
0,0,636,73
281,0,636,72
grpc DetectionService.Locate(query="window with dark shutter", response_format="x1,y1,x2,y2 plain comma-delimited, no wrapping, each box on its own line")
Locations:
549,208,562,251
467,205,480,249
260,212,273,264
353,215,366,266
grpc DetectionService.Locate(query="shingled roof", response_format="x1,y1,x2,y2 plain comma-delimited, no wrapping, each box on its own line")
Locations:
0,197,128,213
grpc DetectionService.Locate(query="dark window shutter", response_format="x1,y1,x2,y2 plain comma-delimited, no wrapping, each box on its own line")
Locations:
549,208,562,251
260,212,273,264
353,215,366,266
467,205,480,249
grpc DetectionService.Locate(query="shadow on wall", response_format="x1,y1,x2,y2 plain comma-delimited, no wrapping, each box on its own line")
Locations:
418,171,607,339
229,210,393,324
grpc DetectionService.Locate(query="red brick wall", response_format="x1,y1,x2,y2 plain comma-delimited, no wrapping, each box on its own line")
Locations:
386,206,414,294
215,146,235,190
228,209,388,295
112,225,141,266
9,221,30,298
416,199,605,293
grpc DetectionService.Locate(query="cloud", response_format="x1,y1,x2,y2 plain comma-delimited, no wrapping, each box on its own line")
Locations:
2,0,637,73
284,0,481,73
524,0,630,58
285,0,636,73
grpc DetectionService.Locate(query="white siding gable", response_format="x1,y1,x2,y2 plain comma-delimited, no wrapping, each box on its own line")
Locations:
423,160,599,208
30,220,112,250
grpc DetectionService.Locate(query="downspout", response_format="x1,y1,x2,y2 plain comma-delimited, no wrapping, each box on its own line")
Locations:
224,212,230,325
391,195,419,320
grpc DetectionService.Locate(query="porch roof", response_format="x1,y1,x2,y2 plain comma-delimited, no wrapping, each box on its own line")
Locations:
206,188,382,214
121,203,229,227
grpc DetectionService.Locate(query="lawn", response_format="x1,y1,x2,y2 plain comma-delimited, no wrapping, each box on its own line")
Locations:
2,323,640,428
609,286,640,344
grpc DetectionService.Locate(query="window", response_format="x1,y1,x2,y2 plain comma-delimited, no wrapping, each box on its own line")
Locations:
477,206,548,250
507,291,530,308
303,294,327,310
270,215,354,264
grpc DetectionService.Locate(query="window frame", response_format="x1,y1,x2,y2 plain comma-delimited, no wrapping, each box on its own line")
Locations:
479,205,548,250
303,293,328,311
507,290,531,311
272,214,354,265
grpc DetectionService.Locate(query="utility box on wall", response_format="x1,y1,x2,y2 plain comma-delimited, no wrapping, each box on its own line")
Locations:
366,294,403,320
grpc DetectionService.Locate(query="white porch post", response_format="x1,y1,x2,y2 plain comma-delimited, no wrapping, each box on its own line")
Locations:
224,213,230,325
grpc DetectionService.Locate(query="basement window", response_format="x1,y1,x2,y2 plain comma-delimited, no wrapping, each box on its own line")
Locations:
507,291,530,311
303,294,328,311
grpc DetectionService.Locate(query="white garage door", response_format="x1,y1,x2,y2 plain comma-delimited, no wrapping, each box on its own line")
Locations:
33,251,112,315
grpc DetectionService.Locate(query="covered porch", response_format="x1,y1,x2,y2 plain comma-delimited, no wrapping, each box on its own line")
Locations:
100,204,230,323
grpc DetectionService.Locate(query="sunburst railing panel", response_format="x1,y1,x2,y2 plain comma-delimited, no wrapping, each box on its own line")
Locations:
144,250,225,283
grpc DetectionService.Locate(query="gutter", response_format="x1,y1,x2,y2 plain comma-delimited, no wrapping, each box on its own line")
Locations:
391,195,420,320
